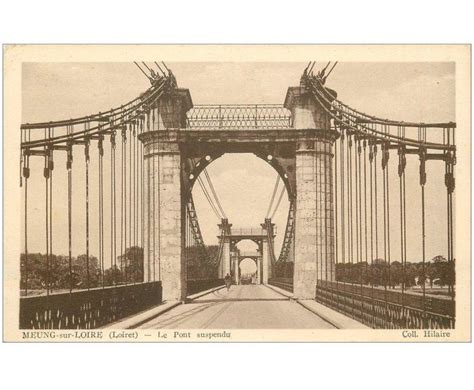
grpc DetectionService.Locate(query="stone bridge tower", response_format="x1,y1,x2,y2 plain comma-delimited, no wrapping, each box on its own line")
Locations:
284,84,338,298
140,88,193,301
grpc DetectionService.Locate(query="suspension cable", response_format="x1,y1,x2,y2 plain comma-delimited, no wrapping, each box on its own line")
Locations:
348,135,354,289
196,175,221,219
382,142,388,294
98,136,104,287
305,75,455,151
134,122,138,255
134,121,138,283
324,62,338,83
363,140,368,286
398,132,407,323
369,137,375,326
155,116,160,281
128,121,132,284
445,127,455,307
419,132,427,324
140,123,145,280
340,130,346,300
266,175,281,219
316,140,320,282
152,130,156,281
340,131,345,278
319,140,323,283
356,138,361,289
203,168,227,219
67,136,73,293
346,132,351,285
111,131,116,284
188,158,223,221
334,130,339,283
134,61,153,82
22,77,167,149
44,144,50,295
48,130,54,292
23,153,29,296
85,136,90,290
374,141,379,261
142,138,147,282
326,138,330,283
386,148,392,289
332,128,339,304
148,156,152,282
382,134,392,293
156,117,161,280
270,185,285,220
120,128,127,284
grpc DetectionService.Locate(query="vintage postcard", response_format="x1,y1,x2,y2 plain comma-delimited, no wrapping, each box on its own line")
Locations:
3,44,471,342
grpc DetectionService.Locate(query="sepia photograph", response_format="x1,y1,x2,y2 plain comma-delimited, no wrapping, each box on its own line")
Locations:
3,45,471,342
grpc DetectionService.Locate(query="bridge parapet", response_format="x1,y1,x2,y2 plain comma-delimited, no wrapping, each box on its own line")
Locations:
235,251,261,258
229,227,277,237
186,104,291,130
316,280,455,329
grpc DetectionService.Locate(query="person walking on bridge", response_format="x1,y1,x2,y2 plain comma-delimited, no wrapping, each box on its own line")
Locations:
224,273,232,291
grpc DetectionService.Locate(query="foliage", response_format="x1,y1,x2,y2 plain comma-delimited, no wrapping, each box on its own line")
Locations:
334,255,455,289
117,246,144,283
20,248,142,291
186,245,219,280
21,243,226,292
266,256,455,289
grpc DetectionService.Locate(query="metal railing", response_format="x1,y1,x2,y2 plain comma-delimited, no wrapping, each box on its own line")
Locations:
229,227,277,236
237,251,261,258
186,104,292,130
268,278,294,293
187,279,224,296
230,228,264,236
315,280,454,329
20,281,162,329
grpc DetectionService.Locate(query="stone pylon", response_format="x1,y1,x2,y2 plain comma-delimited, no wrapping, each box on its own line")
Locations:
140,89,193,302
284,85,338,299
261,219,275,284
218,219,232,279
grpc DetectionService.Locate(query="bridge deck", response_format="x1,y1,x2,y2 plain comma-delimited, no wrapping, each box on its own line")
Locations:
137,285,335,329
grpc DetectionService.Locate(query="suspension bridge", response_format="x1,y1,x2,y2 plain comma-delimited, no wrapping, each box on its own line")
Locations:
19,62,456,329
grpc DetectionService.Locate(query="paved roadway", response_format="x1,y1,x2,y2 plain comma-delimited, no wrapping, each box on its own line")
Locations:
139,285,335,329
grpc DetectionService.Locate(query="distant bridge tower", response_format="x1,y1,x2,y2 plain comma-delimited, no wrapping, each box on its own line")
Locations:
217,218,232,279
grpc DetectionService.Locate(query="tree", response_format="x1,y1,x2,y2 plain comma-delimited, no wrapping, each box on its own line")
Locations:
117,246,144,283
371,259,388,287
104,265,123,286
426,255,448,288
74,254,100,288
186,245,221,280
389,261,403,289
21,252,100,291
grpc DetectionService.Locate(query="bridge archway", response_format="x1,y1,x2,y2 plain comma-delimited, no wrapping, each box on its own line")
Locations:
139,83,339,300
230,238,263,284
239,257,258,284
184,149,295,205
188,153,292,273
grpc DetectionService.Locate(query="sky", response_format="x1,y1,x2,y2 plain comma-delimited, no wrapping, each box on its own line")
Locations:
21,62,455,268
